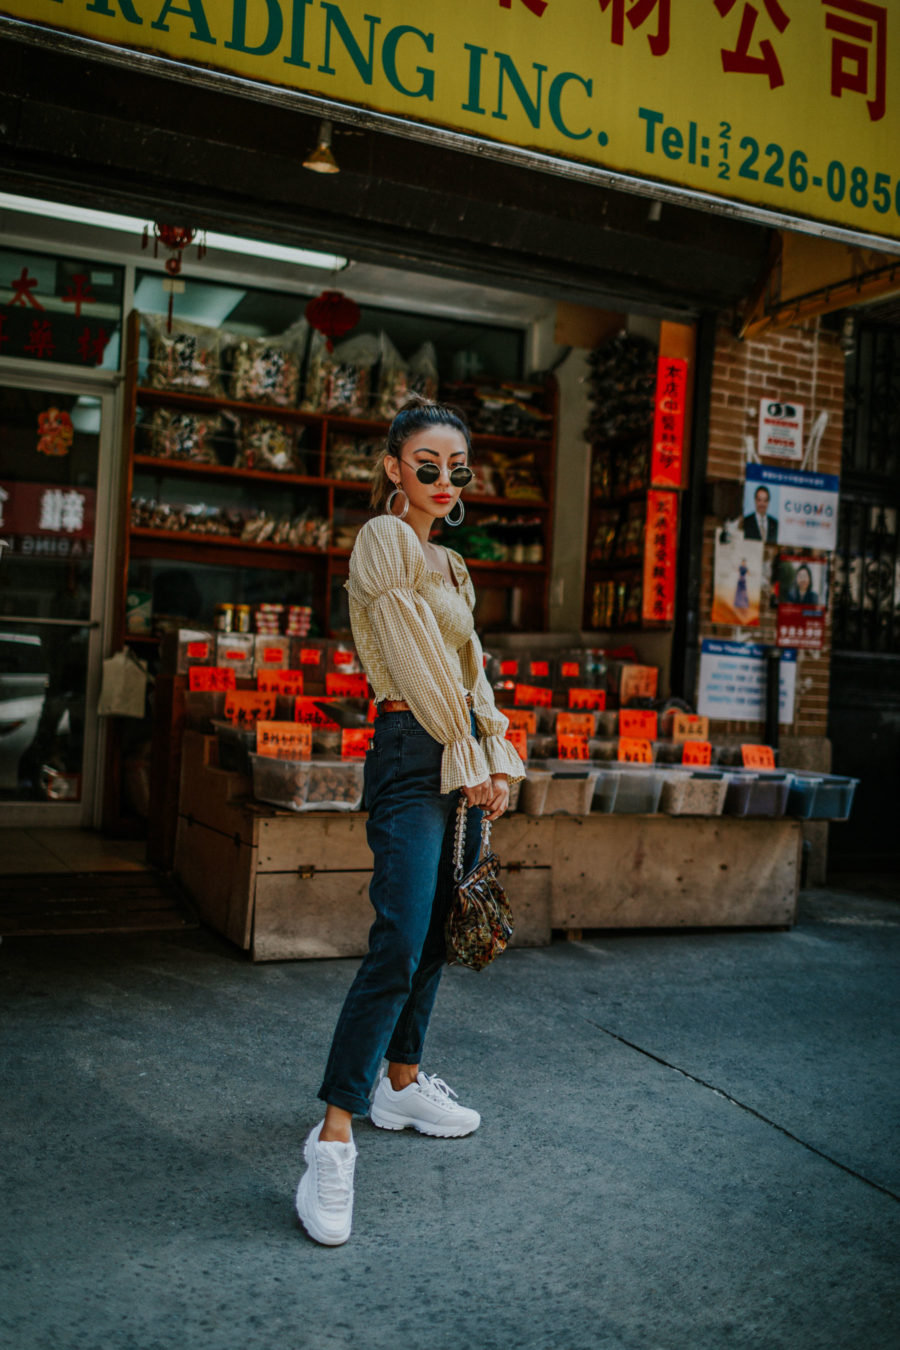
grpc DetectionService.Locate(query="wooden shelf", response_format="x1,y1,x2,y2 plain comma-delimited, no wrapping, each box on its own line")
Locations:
130,526,332,558
134,455,327,489
136,385,551,453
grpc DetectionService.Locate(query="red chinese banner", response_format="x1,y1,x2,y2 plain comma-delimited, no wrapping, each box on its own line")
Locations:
651,356,688,488
641,490,678,624
0,480,96,539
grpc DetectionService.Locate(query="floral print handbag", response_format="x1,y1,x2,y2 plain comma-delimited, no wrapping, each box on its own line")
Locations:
445,794,514,972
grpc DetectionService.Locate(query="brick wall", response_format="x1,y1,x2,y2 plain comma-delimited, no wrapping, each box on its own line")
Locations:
698,317,845,739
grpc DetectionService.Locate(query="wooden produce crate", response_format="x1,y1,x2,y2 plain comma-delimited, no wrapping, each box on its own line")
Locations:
174,733,552,960
549,815,800,929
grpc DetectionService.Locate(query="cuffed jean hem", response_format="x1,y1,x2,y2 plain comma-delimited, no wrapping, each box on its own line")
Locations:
383,1051,421,1066
317,1083,371,1117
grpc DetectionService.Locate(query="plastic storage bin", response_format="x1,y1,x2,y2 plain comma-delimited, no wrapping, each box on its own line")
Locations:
249,755,364,812
612,766,666,814
185,690,227,731
518,769,552,815
723,771,792,817
787,773,859,820
543,768,599,815
592,768,620,813
659,770,728,816
213,719,256,773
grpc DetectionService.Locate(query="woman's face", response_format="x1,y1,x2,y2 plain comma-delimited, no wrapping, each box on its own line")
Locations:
796,568,811,596
386,425,469,523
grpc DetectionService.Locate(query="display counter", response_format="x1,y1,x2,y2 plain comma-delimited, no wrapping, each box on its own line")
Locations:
175,731,801,961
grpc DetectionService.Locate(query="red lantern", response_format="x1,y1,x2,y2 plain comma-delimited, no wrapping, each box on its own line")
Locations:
305,290,360,352
142,223,207,330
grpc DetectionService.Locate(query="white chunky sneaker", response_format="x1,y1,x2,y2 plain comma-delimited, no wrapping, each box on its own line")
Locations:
370,1072,481,1138
294,1120,357,1246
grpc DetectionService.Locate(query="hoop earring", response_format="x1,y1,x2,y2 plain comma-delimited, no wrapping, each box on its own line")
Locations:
385,487,409,520
445,499,465,527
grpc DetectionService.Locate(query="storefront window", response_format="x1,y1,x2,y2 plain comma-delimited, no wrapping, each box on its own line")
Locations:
0,247,124,371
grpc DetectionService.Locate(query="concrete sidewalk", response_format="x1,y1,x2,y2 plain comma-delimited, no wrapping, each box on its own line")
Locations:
2,879,898,1350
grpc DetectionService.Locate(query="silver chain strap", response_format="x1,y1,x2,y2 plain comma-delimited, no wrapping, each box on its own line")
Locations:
453,792,492,882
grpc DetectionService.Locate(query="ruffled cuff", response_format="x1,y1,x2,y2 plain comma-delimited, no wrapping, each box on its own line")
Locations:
481,732,525,784
441,736,490,794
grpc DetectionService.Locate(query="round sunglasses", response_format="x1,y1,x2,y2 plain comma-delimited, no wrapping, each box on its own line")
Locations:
402,458,474,488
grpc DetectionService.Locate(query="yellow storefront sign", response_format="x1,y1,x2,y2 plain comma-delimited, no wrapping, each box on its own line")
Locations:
3,0,898,246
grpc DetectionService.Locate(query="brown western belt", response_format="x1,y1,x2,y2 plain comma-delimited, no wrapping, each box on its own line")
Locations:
379,693,473,713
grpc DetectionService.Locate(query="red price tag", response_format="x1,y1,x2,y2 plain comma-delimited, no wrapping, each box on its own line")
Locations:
506,708,537,735
294,696,338,728
298,648,322,666
741,744,776,770
257,670,305,694
620,710,658,740
505,726,528,760
499,659,519,676
514,682,553,707
618,737,654,764
221,647,251,663
224,691,277,726
326,672,369,697
682,740,712,766
188,666,236,692
186,641,211,660
255,721,312,760
333,649,355,666
568,687,606,710
557,733,589,760
560,662,580,679
262,646,285,664
342,728,374,758
530,660,550,677
557,712,594,737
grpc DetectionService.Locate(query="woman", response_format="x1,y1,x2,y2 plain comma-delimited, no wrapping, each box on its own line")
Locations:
785,563,819,606
295,396,524,1246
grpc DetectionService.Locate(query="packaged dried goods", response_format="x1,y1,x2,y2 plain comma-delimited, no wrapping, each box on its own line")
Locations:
249,754,364,811
234,418,301,472
144,408,224,463
226,323,305,406
328,435,379,482
492,451,543,502
408,341,439,401
304,331,378,417
143,314,226,395
376,332,410,418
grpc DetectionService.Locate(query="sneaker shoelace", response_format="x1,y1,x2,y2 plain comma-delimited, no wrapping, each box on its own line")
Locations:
316,1152,355,1211
418,1074,461,1109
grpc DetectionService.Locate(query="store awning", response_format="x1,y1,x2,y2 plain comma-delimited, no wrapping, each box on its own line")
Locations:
0,30,772,320
2,1,898,254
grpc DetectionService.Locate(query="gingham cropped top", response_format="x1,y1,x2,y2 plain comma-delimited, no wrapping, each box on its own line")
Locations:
346,514,524,793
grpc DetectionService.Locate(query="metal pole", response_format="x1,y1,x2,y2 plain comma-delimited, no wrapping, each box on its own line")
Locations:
765,646,781,755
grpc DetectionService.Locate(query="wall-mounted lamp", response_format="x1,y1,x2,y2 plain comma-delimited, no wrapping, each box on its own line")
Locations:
303,120,340,175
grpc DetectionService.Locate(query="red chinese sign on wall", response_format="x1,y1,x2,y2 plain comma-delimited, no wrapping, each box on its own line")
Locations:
641,489,678,624
0,248,123,368
650,356,688,488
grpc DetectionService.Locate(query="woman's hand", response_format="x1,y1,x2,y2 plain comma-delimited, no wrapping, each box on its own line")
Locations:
484,774,509,822
463,776,494,810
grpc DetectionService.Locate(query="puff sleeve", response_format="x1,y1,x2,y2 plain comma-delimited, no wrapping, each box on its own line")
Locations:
348,516,490,794
459,625,525,785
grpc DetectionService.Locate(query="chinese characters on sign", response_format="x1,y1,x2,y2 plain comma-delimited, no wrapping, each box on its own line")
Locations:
641,489,678,624
0,249,123,367
651,355,687,487
0,480,96,558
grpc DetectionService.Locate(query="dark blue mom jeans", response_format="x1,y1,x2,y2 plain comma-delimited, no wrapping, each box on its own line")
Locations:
318,709,483,1117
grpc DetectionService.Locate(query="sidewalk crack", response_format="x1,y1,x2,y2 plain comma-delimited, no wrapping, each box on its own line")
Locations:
580,1015,900,1205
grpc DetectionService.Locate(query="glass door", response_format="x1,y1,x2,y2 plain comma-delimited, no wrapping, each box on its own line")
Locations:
0,377,117,825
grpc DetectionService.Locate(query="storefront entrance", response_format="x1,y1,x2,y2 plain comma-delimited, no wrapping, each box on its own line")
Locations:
0,372,119,826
